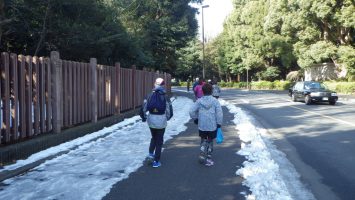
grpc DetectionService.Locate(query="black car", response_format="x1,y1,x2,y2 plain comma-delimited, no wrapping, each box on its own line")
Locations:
288,81,338,105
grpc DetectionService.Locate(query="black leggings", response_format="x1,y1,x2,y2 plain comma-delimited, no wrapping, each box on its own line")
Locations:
199,130,216,157
149,128,165,162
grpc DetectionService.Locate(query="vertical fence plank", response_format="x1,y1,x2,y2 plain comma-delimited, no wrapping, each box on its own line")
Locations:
72,62,76,125
0,53,2,143
105,67,108,116
76,62,80,123
50,51,62,133
110,66,114,115
132,66,136,109
62,60,67,127
97,66,100,118
96,66,99,118
25,56,33,137
90,58,97,123
77,62,81,123
82,64,86,121
81,63,85,122
102,66,104,116
87,63,91,121
74,62,79,124
83,64,87,121
39,57,45,133
65,60,70,126
115,63,120,114
103,67,106,117
67,61,71,126
1,53,11,143
82,63,86,122
108,67,111,115
85,63,89,121
18,55,26,138
68,61,73,126
60,61,64,128
78,63,82,123
45,58,52,132
122,69,126,111
78,62,81,122
120,69,124,111
110,67,112,115
10,53,19,141
100,66,103,118
131,70,133,109
32,57,40,135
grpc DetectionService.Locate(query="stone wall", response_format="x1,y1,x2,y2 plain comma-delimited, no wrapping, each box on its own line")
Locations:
305,63,347,81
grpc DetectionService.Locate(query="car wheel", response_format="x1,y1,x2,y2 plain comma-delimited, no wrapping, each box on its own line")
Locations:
305,95,312,105
291,93,297,102
329,100,336,105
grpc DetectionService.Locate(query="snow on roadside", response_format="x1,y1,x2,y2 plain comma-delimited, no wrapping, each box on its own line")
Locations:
0,96,193,200
220,99,315,200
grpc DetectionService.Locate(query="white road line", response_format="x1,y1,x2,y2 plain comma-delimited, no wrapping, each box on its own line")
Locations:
239,97,355,128
287,105,355,128
241,99,249,104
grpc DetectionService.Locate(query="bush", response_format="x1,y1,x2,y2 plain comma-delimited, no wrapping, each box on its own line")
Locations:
212,80,354,94
324,81,355,94
226,82,235,87
233,82,248,89
274,80,292,90
180,81,187,87
219,80,227,87
251,81,274,90
171,81,181,86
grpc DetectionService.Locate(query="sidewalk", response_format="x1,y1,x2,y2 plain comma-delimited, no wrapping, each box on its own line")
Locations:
103,92,249,200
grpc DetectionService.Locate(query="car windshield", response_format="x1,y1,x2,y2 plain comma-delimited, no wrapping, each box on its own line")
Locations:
304,82,327,90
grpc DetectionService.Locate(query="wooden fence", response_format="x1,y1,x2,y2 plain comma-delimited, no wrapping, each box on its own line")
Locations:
0,51,171,145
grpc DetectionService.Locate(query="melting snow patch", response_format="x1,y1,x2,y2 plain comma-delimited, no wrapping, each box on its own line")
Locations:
219,99,315,200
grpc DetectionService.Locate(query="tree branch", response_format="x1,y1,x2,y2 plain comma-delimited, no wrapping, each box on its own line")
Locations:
34,0,51,56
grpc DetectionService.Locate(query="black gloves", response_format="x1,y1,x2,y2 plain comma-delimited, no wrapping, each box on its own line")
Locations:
194,119,198,124
217,124,221,128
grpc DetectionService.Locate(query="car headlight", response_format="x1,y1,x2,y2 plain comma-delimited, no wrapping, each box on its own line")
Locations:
331,93,337,96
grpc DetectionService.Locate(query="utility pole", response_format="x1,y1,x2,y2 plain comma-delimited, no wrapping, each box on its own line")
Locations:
201,4,209,79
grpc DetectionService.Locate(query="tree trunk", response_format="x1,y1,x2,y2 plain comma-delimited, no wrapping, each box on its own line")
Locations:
34,0,51,56
321,20,331,41
0,0,4,44
341,27,350,45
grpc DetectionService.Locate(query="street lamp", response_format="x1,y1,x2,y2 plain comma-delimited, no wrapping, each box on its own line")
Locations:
201,4,209,79
246,67,249,90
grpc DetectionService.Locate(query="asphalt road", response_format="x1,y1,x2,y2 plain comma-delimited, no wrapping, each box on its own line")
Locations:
220,88,355,200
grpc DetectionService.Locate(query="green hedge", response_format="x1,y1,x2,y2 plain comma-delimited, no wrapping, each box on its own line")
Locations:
324,81,355,94
249,80,292,90
172,80,355,94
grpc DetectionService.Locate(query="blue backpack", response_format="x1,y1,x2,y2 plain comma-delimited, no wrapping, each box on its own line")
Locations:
147,91,166,115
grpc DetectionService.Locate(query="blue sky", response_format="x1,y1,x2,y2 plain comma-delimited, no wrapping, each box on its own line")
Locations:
192,0,234,40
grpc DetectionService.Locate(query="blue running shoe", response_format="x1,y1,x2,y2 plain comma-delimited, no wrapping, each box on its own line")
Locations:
205,159,214,166
152,161,161,168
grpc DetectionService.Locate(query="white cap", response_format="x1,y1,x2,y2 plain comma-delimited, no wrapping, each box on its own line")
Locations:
155,78,165,86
